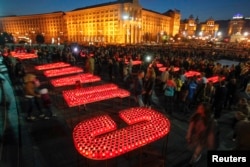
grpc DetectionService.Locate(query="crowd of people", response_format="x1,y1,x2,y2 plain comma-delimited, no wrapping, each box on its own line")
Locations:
1,43,250,165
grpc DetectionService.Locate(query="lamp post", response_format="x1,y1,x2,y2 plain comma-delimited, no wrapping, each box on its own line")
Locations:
41,32,45,43
199,31,203,38
243,32,249,44
217,31,222,41
31,30,35,44
59,31,64,43
244,32,248,38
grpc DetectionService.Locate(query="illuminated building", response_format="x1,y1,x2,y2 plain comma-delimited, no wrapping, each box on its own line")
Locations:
0,12,66,44
228,14,245,36
228,14,250,42
179,15,198,37
199,17,219,37
0,0,180,44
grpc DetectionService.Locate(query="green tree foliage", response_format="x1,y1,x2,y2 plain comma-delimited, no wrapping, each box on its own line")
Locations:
0,32,14,45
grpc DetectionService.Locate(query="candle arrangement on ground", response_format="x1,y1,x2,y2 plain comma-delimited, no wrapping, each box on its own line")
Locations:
35,62,70,70
184,71,201,78
156,63,163,68
62,83,130,107
11,52,38,60
125,60,142,65
158,67,180,72
44,66,83,77
73,107,170,160
50,73,101,87
207,75,225,83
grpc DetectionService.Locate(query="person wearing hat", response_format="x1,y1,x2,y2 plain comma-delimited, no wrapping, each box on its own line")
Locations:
23,74,44,120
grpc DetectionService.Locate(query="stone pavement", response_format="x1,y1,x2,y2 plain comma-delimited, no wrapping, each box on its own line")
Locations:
0,61,239,167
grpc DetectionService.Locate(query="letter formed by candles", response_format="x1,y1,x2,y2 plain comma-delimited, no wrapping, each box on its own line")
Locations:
73,107,170,160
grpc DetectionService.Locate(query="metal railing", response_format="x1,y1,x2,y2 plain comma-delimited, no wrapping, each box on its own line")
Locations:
0,74,21,167
0,78,8,161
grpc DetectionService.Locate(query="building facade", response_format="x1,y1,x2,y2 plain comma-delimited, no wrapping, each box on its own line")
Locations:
0,0,180,44
228,14,245,36
199,17,219,38
0,12,66,44
179,15,198,37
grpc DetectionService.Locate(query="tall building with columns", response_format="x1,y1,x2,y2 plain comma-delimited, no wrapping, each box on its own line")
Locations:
0,0,180,44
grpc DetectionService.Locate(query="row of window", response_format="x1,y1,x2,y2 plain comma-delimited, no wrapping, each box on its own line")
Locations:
67,19,119,24
70,9,118,17
69,14,119,19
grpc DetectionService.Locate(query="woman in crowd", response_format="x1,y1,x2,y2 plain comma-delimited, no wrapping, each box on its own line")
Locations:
203,81,215,103
143,65,156,108
186,103,217,165
85,54,95,74
163,74,176,115
133,70,145,107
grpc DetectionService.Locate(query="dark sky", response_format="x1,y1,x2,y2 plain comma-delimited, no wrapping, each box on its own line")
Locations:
1,0,250,21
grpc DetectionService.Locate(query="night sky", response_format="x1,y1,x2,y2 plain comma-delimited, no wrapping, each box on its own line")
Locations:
1,0,250,21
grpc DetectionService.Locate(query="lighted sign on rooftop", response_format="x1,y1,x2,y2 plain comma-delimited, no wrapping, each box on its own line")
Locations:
233,13,243,19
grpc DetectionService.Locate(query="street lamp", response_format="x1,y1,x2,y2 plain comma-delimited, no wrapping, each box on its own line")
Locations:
217,31,222,37
123,15,129,20
199,31,203,37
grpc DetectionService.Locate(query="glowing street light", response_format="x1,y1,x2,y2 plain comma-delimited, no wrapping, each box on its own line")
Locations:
123,15,129,20
199,31,203,38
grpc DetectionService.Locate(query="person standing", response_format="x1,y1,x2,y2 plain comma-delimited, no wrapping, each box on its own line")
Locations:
186,103,217,165
225,78,238,109
203,81,215,104
23,74,44,120
143,65,156,108
85,54,95,74
127,57,133,75
160,68,169,89
186,77,198,109
163,74,176,115
15,58,26,85
231,98,249,141
133,70,145,107
213,80,227,119
234,117,250,150
108,58,113,82
39,88,53,119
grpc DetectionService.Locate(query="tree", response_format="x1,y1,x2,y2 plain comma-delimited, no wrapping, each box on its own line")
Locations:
0,33,5,45
0,32,14,45
36,34,45,44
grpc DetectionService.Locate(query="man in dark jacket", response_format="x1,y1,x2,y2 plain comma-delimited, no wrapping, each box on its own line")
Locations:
213,80,227,119
133,70,145,107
